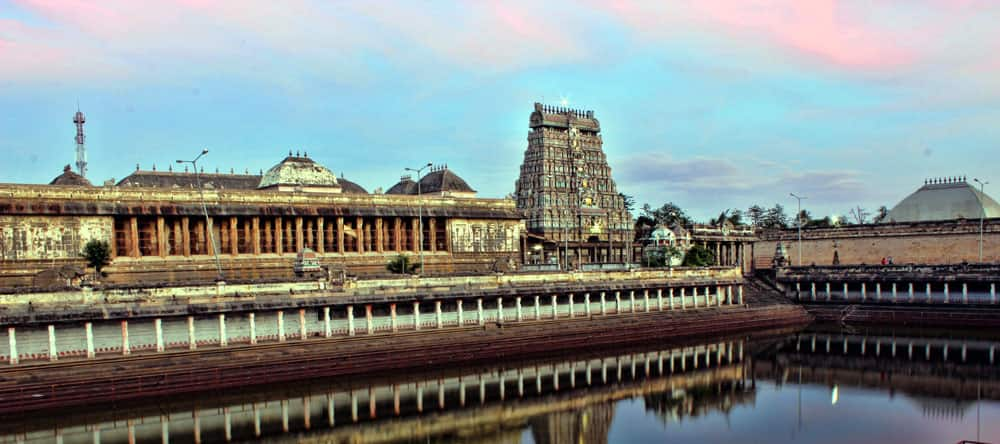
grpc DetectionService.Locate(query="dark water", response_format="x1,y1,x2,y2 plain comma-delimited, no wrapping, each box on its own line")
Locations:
2,326,998,444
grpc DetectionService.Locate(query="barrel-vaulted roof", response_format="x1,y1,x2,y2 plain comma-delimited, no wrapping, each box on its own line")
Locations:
886,178,1000,223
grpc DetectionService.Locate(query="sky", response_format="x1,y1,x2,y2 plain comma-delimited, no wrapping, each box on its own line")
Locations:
1,1,998,222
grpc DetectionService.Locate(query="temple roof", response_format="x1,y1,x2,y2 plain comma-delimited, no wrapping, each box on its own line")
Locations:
886,178,1000,223
337,176,368,194
117,170,261,189
50,165,92,187
386,175,418,195
258,154,340,190
419,166,475,195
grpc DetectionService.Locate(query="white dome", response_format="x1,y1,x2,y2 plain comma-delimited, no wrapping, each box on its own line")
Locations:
886,179,1000,223
258,155,341,191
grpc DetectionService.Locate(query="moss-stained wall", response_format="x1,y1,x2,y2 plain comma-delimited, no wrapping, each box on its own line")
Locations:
0,216,112,261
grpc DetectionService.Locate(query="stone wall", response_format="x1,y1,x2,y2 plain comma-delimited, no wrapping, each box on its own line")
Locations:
449,219,522,253
0,216,112,261
754,219,1000,268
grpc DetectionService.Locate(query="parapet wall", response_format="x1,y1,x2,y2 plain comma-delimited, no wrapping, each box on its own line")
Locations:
755,219,1000,268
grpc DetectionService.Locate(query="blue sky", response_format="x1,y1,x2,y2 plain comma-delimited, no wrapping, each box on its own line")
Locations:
1,1,998,221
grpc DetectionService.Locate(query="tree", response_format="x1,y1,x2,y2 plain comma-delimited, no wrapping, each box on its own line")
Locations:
849,206,870,225
642,202,691,227
873,206,889,223
746,205,765,227
619,193,635,213
386,254,418,274
644,245,683,267
682,244,715,267
760,204,789,229
81,239,111,278
727,209,744,226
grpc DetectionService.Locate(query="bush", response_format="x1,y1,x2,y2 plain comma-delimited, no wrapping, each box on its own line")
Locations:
386,254,419,274
81,239,112,277
682,244,715,267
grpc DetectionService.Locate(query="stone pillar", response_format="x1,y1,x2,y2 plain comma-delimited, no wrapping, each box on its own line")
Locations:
389,304,398,332
629,290,636,312
843,283,848,300
376,218,385,253
85,322,95,359
585,293,592,316
727,286,734,305
278,310,288,341
365,305,374,335
876,283,882,302
129,216,140,257
457,300,464,325
188,315,197,350
992,283,997,304
944,283,950,303
230,216,239,255
346,306,355,336
600,292,607,315
551,294,558,318
962,283,968,304
680,288,687,309
120,320,129,356
796,283,802,300
323,307,332,338
428,218,436,253
414,301,421,330
615,291,621,313
182,217,191,257
496,297,504,322
5,328,15,365
738,285,744,304
516,296,523,321
669,288,675,310
295,217,305,252
155,318,164,352
908,283,914,302
657,289,664,311
253,217,262,255
811,282,817,301
356,217,365,253
436,300,444,328
477,298,484,325
337,217,345,253
927,283,933,303
717,286,723,307
316,217,325,254
704,286,711,307
249,313,257,344
892,283,898,302
861,283,867,301
644,290,651,312
218,314,227,347
157,217,167,257
534,295,541,319
394,217,402,252
825,282,831,301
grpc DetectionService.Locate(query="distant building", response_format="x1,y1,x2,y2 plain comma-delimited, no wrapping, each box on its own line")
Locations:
514,103,634,268
0,154,521,288
756,177,1000,268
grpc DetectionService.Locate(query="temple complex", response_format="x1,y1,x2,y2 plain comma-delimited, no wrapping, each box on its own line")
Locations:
0,153,521,288
514,103,634,268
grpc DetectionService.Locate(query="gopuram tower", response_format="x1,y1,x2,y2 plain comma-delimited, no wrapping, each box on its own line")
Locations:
514,103,634,268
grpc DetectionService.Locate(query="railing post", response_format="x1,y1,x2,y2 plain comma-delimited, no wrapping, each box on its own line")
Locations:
324,307,332,337
496,298,503,323
585,293,592,317
346,306,355,336
85,322,95,358
457,300,464,326
414,301,421,330
120,320,129,356
155,318,164,352
249,313,257,344
7,327,17,365
516,296,523,322
477,298,484,326
657,289,664,311
962,283,968,304
188,315,197,349
218,314,227,347
551,294,558,318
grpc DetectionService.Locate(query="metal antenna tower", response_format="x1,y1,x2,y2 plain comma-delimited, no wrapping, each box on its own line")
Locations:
73,104,87,177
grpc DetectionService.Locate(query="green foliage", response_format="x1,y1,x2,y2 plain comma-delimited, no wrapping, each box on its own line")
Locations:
746,205,765,227
386,254,419,274
644,246,684,267
641,202,692,227
761,204,789,229
681,244,715,267
619,192,635,213
81,239,111,275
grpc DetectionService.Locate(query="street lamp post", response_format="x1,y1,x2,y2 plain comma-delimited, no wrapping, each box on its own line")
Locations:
405,163,433,275
176,149,224,281
789,193,807,266
974,178,989,262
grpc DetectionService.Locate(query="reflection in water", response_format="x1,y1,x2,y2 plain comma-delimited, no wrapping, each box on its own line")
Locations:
2,327,1000,443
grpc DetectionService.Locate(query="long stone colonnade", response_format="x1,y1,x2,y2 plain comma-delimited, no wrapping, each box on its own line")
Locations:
112,214,450,258
791,332,996,364
791,280,998,305
1,283,744,365
2,339,746,443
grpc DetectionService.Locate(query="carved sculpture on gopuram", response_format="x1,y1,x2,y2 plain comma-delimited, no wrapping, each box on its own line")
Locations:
514,103,634,269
